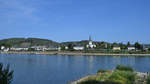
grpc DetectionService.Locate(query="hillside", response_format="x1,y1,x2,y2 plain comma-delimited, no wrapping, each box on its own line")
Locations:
0,38,59,47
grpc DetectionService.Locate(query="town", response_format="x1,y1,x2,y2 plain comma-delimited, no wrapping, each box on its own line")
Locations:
0,36,150,54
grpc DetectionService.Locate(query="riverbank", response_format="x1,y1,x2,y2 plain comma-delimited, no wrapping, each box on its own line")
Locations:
69,72,149,84
1,51,150,56
69,65,150,84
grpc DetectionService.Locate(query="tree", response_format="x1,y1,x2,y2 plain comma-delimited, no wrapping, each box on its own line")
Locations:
28,48,35,51
60,45,66,50
113,42,118,46
148,47,150,51
0,63,13,84
119,43,127,49
107,43,112,49
68,44,74,51
134,42,142,50
127,42,130,47
100,42,106,49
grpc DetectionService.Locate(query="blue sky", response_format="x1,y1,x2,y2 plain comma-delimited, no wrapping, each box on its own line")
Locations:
0,0,150,43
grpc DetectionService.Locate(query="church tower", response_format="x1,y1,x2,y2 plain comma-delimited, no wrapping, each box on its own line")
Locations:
89,35,92,45
86,35,96,48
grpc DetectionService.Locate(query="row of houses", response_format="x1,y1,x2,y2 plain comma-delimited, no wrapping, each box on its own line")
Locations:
0,46,61,51
113,46,149,51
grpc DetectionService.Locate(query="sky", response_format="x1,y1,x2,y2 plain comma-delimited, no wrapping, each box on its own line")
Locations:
0,0,150,43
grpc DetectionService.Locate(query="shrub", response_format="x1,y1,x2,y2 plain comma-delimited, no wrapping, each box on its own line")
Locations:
97,69,108,73
77,80,100,84
106,71,136,84
78,80,121,84
146,75,150,84
116,65,134,72
0,63,13,84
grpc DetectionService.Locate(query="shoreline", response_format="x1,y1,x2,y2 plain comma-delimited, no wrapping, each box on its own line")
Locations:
1,51,150,56
69,72,149,84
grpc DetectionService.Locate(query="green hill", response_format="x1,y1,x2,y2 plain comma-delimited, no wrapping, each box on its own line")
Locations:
0,38,59,47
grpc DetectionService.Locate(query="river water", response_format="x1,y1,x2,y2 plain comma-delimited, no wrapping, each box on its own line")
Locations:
0,54,150,84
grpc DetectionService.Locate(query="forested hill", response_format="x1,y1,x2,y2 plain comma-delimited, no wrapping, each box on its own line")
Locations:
0,38,59,47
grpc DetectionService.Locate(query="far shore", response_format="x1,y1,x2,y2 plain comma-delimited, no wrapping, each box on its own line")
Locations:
1,51,150,56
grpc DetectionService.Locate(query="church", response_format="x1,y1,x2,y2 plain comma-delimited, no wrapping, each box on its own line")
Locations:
86,36,96,48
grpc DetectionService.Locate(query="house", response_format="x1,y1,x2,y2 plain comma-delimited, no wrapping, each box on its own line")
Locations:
73,46,84,50
128,47,135,51
0,46,9,52
31,46,46,51
86,36,96,48
31,46,60,51
143,45,149,51
44,46,60,51
1,46,5,50
10,47,29,51
3,48,9,52
65,46,69,50
113,46,121,51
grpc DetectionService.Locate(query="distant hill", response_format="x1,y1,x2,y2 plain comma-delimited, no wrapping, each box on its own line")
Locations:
0,38,59,47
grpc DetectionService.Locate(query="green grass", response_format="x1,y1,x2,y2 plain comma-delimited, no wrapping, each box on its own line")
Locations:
115,65,134,72
78,65,137,84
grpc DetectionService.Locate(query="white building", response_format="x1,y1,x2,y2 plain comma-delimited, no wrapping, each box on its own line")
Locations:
86,36,96,48
31,46,46,51
44,46,60,51
1,46,5,50
31,46,60,51
128,47,135,51
65,46,68,50
73,46,84,50
113,46,121,51
3,48,9,52
1,46,9,52
10,47,29,51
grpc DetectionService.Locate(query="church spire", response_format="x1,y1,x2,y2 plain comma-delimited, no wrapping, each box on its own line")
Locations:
89,35,92,41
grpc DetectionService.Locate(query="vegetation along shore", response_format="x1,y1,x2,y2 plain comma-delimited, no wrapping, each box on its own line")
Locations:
69,65,150,84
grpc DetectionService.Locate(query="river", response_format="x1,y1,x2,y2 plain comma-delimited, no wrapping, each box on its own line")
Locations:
0,54,150,84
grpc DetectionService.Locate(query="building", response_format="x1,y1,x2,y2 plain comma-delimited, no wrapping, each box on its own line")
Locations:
143,45,149,51
113,46,121,51
0,46,9,52
86,36,96,48
128,47,135,51
65,46,69,50
44,46,60,51
73,46,84,50
1,46,5,50
31,46,46,51
31,45,60,51
10,47,29,51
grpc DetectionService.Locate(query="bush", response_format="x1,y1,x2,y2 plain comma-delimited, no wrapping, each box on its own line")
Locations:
97,69,109,73
78,80,121,84
0,63,13,84
78,80,100,84
106,71,136,84
146,75,150,84
116,65,134,72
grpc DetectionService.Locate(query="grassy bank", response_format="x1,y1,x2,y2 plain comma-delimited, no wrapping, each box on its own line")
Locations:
70,65,150,84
